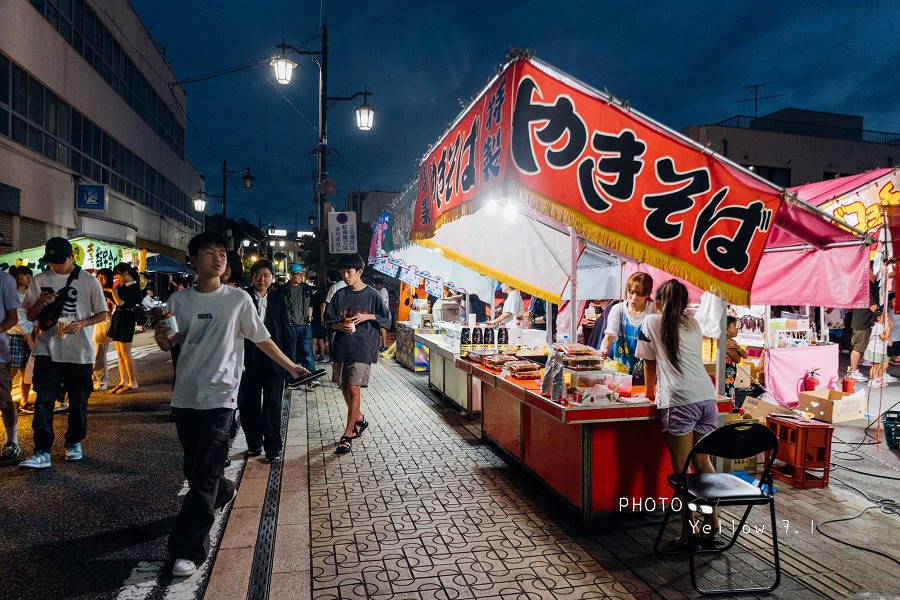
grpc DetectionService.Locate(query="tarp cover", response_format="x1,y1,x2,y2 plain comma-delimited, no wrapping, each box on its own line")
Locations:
411,55,789,305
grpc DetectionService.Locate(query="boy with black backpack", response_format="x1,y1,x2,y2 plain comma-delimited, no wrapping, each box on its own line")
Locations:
19,237,107,469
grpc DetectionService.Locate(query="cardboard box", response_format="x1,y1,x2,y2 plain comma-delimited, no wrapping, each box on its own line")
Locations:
741,396,795,420
734,363,752,388
797,389,865,423
720,455,759,474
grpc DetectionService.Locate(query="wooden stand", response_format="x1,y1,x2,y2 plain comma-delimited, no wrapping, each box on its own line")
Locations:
765,415,833,488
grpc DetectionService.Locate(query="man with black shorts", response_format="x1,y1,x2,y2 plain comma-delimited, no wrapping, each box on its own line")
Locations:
325,255,391,454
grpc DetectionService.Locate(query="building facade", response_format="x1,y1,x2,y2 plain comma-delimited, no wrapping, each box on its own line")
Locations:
0,0,201,261
681,108,898,188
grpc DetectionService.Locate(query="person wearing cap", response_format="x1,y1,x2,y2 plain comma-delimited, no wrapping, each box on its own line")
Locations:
18,238,107,469
280,264,317,389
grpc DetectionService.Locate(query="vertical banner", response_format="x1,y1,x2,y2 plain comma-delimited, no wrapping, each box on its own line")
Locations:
328,211,358,254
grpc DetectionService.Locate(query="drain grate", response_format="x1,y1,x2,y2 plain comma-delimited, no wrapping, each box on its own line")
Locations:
246,387,292,600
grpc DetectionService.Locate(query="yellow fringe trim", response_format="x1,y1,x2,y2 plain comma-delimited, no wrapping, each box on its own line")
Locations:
417,238,563,305
518,190,753,305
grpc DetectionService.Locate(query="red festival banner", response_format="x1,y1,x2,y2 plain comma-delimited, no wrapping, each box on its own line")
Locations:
413,57,784,305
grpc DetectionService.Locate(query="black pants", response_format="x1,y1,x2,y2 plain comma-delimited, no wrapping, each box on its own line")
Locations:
168,407,235,564
32,357,92,452
238,368,285,455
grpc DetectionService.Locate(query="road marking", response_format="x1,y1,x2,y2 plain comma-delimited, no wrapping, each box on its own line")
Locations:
114,431,248,600
114,561,164,600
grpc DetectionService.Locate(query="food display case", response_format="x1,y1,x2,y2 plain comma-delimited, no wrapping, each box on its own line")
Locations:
456,357,731,526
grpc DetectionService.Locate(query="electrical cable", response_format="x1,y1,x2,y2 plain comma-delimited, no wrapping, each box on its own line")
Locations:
814,505,900,567
830,463,900,481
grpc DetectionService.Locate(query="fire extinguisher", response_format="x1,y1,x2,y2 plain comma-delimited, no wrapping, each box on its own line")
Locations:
842,367,855,393
802,368,820,392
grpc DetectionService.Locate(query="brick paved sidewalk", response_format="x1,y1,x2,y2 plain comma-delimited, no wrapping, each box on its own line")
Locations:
208,360,900,599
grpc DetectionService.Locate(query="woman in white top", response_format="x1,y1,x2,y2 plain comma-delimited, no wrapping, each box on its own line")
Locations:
637,279,719,548
599,272,654,381
490,283,524,325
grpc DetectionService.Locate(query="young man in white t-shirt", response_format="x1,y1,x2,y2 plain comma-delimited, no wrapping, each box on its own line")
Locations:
19,237,108,469
154,232,307,577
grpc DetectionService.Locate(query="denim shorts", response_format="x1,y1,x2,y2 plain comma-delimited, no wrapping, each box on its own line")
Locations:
660,399,718,436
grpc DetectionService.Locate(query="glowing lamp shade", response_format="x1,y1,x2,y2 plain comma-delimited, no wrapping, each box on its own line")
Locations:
271,54,297,85
355,100,375,131
193,196,207,213
241,171,256,189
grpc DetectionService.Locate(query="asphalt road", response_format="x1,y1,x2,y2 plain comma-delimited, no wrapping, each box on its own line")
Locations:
0,334,211,600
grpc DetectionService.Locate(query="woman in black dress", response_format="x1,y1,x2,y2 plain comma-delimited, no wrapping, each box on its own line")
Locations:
109,262,142,393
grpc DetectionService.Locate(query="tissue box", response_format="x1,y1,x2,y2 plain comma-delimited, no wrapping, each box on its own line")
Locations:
797,390,865,423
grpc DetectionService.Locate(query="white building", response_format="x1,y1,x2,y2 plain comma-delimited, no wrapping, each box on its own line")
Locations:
0,0,201,262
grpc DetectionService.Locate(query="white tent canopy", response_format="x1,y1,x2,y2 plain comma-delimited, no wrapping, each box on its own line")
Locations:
414,205,623,304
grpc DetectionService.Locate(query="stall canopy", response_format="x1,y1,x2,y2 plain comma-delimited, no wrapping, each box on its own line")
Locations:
789,167,899,237
407,53,870,307
144,254,189,274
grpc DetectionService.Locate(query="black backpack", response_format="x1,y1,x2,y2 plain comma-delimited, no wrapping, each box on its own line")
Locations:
36,267,81,331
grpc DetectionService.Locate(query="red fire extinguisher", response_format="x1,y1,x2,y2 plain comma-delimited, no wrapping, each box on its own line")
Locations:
802,369,820,392
842,367,855,393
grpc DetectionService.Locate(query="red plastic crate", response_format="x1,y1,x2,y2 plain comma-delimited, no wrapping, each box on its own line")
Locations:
765,415,834,488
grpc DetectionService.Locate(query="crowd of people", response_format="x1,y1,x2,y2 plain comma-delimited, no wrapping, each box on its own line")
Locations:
0,233,398,577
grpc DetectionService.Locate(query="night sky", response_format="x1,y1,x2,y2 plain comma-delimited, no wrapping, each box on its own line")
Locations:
130,0,899,231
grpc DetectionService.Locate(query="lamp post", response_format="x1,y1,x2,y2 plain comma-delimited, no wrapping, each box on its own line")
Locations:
221,160,255,249
271,24,375,285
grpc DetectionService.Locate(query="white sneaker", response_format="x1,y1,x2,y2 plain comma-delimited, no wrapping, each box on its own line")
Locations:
881,373,898,383
172,559,197,577
848,370,869,382
18,450,51,469
869,379,885,388
65,442,83,462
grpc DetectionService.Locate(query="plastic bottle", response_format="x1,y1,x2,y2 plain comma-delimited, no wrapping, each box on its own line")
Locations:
483,325,495,350
460,326,471,358
472,325,483,351
497,324,508,352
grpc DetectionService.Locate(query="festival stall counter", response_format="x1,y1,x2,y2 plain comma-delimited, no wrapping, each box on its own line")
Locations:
456,357,731,525
414,331,472,416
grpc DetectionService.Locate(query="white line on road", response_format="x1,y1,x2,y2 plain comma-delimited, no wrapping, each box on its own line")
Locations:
114,430,248,600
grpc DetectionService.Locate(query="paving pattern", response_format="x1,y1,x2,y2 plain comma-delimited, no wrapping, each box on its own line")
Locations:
306,363,653,599
300,360,900,600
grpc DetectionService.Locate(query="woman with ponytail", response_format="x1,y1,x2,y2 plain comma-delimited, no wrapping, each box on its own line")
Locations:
636,279,719,548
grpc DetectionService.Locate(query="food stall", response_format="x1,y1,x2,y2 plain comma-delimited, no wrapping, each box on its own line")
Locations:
456,354,731,524
396,52,871,517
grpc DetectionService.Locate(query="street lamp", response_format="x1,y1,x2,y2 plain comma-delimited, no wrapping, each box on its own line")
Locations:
307,211,316,227
221,160,255,249
272,24,375,285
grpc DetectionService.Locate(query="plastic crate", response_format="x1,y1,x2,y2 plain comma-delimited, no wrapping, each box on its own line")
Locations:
765,415,834,488
883,411,900,450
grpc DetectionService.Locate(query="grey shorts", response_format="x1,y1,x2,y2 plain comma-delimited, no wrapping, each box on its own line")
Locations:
332,362,371,388
660,399,718,436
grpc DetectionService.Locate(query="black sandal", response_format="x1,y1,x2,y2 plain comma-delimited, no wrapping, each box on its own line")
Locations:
335,435,353,454
351,417,369,439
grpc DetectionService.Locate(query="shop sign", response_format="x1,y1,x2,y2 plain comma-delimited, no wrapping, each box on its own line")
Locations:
817,170,900,235
76,183,109,211
413,57,786,304
0,237,125,272
328,211,358,254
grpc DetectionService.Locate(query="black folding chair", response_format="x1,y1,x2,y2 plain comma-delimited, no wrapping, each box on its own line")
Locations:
653,422,781,595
